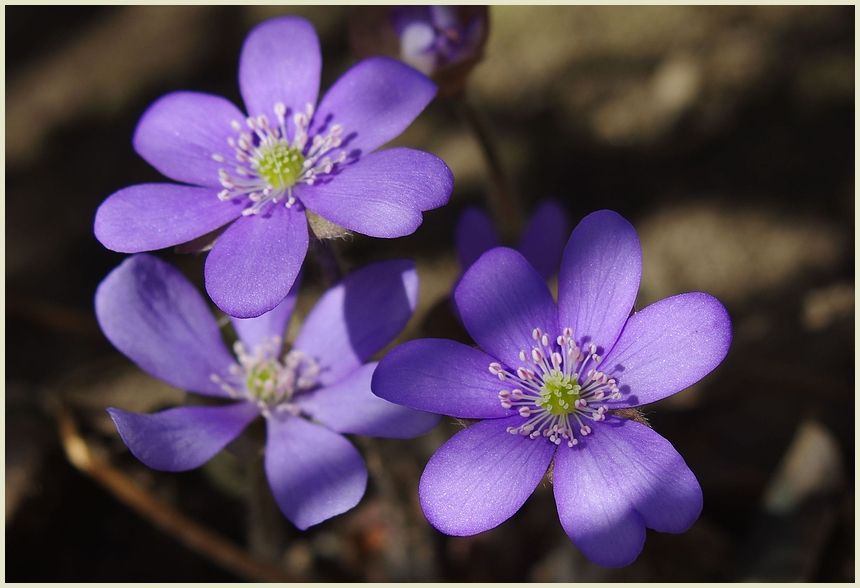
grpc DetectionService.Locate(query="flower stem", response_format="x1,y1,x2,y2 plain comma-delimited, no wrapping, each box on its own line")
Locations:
452,93,523,239
311,237,344,286
246,454,286,564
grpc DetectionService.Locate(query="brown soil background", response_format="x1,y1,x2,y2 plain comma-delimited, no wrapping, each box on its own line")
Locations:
6,6,854,581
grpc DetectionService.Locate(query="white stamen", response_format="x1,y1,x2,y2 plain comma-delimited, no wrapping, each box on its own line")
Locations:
212,336,320,417
214,101,351,215
492,326,625,447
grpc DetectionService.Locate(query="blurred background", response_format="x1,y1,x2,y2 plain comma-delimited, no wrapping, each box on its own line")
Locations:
5,5,854,581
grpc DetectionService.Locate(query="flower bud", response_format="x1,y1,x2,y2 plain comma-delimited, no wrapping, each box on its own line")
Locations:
350,6,489,97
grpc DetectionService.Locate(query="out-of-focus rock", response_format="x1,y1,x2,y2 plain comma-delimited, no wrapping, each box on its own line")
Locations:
637,201,846,304
741,420,845,581
473,6,840,146
802,282,853,332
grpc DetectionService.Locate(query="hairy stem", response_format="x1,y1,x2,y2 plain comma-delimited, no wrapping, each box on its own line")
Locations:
452,93,523,238
311,237,344,286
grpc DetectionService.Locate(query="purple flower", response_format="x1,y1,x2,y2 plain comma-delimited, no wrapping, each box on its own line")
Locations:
350,6,489,97
456,200,571,280
95,16,453,319
391,6,487,77
372,210,732,567
96,254,438,529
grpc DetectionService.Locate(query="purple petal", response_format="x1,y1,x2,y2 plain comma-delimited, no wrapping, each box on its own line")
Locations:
557,210,642,354
454,247,557,370
108,403,259,472
94,183,243,254
598,292,732,408
553,417,702,567
419,416,556,535
204,204,308,319
455,207,500,271
230,274,301,351
300,148,452,238
95,254,235,398
239,16,321,134
372,339,513,419
265,414,367,530
293,260,418,386
517,200,571,279
133,91,244,188
313,56,436,155
298,363,439,438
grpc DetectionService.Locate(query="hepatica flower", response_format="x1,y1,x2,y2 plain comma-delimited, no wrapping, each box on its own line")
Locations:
390,6,488,78
456,200,570,279
350,6,488,97
372,210,732,567
94,16,453,318
95,254,438,529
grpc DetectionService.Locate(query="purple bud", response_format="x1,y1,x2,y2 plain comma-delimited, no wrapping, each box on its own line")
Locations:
350,6,489,97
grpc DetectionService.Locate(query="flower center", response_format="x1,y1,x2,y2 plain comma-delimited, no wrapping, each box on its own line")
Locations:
539,371,581,416
254,142,305,190
211,336,320,418
489,327,622,447
212,102,349,216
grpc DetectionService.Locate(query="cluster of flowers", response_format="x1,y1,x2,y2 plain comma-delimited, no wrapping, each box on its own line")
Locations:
94,13,732,568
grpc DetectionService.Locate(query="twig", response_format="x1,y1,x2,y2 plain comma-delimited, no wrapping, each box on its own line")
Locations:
55,404,296,582
452,93,523,238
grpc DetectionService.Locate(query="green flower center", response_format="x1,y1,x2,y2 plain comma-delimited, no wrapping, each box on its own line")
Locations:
245,360,280,402
538,370,581,416
254,142,305,190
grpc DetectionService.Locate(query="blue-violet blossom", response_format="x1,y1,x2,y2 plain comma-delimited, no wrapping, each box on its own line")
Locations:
95,16,453,319
372,210,732,567
96,254,438,529
350,6,488,98
456,200,570,280
390,6,488,78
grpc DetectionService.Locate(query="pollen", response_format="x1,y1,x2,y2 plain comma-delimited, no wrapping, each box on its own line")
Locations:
491,326,623,447
211,336,320,419
538,371,581,416
254,143,305,190
213,102,349,216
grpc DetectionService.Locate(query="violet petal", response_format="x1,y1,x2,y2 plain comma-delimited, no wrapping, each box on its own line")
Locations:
265,414,367,530
94,183,242,254
133,91,245,188
598,292,732,408
372,338,513,419
300,147,452,238
419,415,556,535
454,247,557,370
108,403,259,471
299,363,439,438
517,200,570,279
557,210,642,354
553,416,702,567
239,16,321,135
231,274,301,352
294,260,418,386
204,204,308,319
95,254,236,398
313,56,436,156
455,207,500,271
